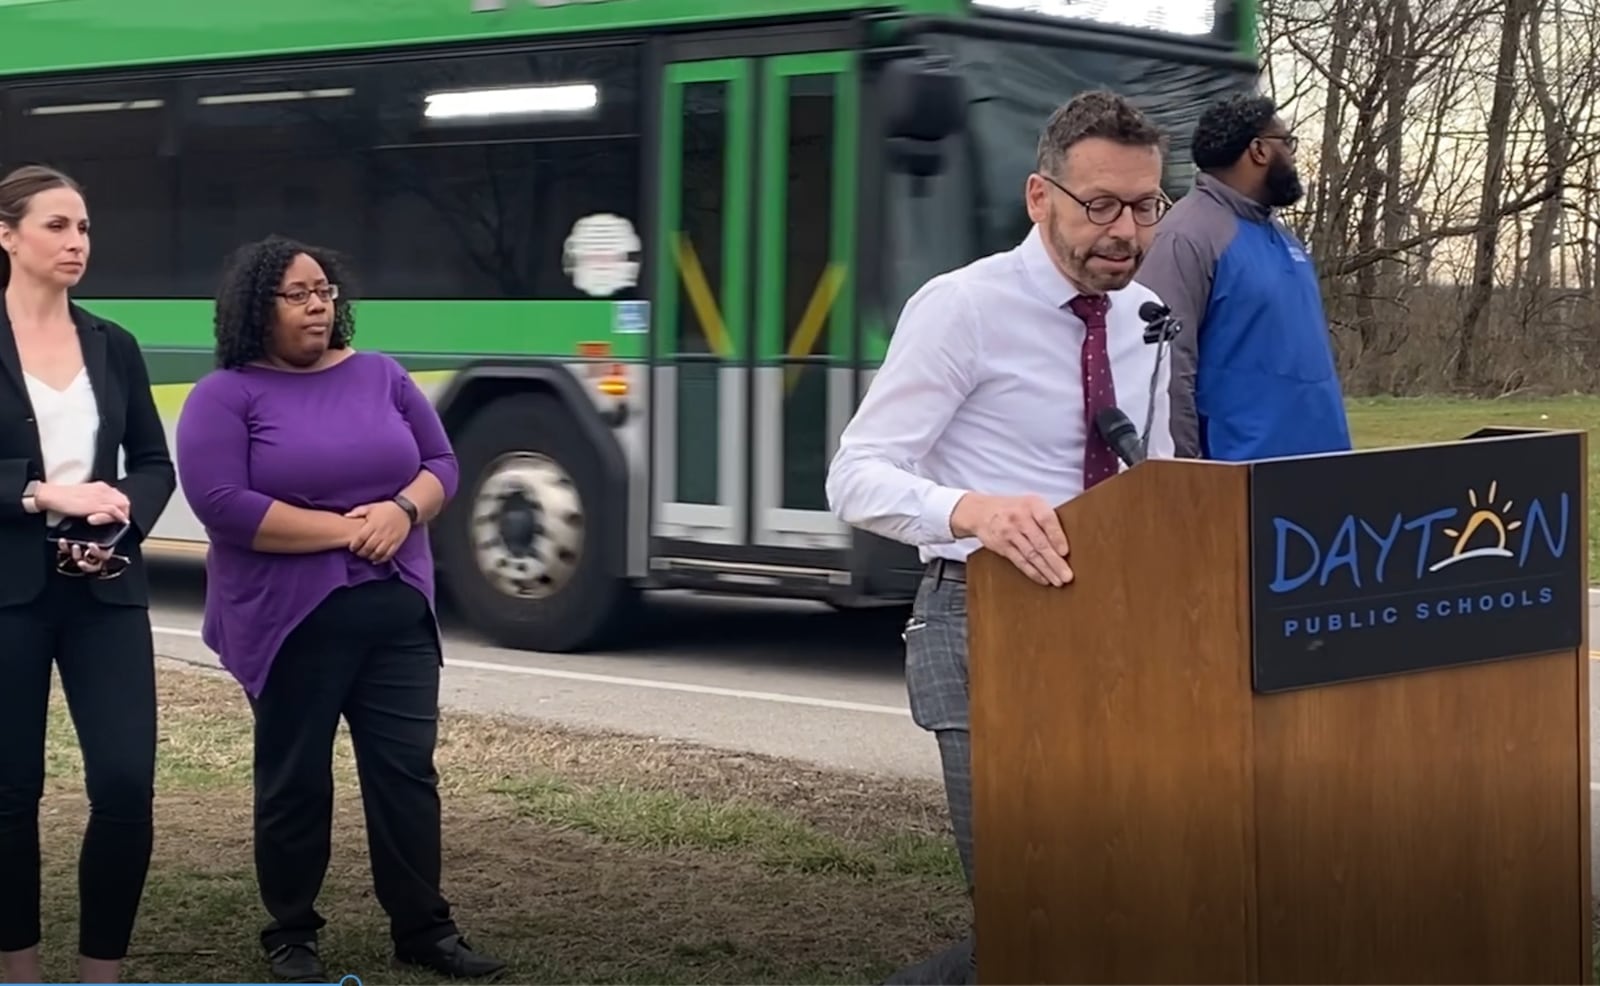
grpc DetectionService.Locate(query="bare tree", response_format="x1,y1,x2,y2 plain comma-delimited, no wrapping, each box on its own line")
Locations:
1456,0,1537,388
1258,0,1600,396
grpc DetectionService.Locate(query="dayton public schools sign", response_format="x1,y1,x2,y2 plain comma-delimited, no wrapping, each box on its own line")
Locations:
1246,430,1584,693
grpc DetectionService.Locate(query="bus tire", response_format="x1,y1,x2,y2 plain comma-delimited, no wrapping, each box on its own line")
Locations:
436,391,635,653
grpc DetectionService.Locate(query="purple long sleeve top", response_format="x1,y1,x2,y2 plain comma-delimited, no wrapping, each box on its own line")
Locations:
174,351,460,697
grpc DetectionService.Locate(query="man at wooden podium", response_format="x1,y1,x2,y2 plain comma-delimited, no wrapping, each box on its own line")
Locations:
825,89,1178,984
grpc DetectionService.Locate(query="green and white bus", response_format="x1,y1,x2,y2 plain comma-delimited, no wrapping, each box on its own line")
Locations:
0,0,1257,652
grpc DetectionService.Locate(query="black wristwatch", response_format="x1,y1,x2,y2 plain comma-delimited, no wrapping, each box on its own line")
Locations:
392,494,420,526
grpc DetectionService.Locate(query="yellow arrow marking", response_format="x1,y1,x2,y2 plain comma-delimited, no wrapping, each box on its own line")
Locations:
673,232,732,358
783,263,846,393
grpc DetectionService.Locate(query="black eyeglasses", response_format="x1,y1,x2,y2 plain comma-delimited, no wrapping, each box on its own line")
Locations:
1037,173,1169,227
277,284,339,306
1258,133,1299,154
55,551,129,580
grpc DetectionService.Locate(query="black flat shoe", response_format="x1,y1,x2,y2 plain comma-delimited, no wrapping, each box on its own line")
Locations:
880,936,976,985
267,941,326,983
393,932,507,979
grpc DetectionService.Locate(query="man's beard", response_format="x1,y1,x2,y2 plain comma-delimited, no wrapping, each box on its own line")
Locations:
1265,158,1305,208
1049,210,1141,293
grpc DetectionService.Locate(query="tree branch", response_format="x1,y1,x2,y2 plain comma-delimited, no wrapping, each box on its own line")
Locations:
1329,184,1564,275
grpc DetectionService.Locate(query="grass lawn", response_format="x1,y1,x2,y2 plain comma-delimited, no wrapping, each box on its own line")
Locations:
1345,395,1600,575
34,663,966,985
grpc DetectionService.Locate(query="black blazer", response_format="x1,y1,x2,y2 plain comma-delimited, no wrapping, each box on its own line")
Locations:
0,302,176,608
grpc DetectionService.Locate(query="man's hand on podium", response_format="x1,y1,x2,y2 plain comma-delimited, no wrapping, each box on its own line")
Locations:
950,492,1073,587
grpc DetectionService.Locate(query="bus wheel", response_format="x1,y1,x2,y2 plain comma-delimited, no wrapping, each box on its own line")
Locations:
437,392,634,652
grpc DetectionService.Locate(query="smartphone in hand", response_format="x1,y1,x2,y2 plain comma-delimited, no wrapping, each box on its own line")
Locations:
47,517,132,550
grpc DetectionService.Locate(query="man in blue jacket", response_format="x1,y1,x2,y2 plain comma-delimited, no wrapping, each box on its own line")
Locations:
1138,93,1352,460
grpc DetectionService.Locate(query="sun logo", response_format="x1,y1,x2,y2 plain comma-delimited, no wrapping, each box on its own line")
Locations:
1427,480,1523,572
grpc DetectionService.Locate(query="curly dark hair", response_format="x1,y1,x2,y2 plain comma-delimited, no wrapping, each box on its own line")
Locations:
1036,89,1166,177
1190,93,1280,172
212,234,357,369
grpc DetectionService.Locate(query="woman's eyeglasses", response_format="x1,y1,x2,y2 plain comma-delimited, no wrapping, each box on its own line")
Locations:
277,284,340,306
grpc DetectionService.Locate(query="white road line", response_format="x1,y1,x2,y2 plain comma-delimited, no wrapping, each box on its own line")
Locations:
444,657,912,716
152,624,1600,716
150,624,912,718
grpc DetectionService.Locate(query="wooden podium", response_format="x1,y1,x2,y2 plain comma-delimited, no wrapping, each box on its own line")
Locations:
967,428,1591,984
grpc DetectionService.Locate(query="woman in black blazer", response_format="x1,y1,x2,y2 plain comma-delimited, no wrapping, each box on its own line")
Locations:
0,165,175,984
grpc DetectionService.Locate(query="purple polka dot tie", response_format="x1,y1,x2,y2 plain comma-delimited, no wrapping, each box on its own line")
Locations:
1068,293,1119,489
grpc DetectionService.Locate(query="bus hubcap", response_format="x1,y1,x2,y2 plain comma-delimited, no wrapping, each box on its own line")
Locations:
471,452,583,600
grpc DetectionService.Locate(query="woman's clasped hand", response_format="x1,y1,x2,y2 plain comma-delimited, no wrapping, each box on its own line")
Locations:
343,498,413,564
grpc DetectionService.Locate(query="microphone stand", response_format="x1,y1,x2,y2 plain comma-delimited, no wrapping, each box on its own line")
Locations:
1137,304,1182,457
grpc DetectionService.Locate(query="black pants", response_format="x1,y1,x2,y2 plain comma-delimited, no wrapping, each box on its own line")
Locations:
250,577,457,954
0,571,157,961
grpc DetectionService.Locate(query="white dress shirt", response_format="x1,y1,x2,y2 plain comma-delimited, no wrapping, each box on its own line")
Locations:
24,367,100,527
825,225,1175,563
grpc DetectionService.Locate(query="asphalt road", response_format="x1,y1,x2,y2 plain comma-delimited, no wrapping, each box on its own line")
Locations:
143,562,1600,892
142,559,941,781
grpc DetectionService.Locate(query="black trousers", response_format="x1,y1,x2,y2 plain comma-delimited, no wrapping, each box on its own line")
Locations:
249,577,457,954
0,569,157,961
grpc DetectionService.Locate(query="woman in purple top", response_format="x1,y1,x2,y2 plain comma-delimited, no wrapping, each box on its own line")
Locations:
174,236,503,983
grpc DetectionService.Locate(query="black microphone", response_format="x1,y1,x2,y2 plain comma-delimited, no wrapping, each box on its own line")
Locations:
1139,300,1181,344
1138,300,1168,322
1095,406,1146,468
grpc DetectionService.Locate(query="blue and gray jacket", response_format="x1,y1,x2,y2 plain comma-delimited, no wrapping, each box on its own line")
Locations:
1137,173,1351,461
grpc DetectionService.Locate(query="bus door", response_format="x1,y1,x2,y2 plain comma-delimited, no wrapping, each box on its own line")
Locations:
651,41,859,563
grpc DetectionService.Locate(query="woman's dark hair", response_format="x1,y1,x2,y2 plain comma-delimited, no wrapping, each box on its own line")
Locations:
212,234,357,369
0,164,84,288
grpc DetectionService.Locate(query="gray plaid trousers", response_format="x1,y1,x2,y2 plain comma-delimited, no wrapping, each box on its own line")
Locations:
903,561,974,889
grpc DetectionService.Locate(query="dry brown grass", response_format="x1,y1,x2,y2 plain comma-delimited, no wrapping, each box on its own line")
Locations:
1328,281,1600,397
33,661,967,984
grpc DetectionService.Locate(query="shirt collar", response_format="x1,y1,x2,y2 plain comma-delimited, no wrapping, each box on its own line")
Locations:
1018,224,1125,313
1195,171,1273,224
1018,224,1085,310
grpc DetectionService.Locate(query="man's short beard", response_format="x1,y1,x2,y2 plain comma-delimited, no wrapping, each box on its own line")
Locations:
1265,159,1304,208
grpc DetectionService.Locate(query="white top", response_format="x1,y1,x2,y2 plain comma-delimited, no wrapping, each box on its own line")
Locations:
24,367,100,526
825,225,1175,563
